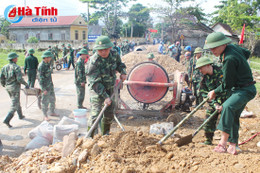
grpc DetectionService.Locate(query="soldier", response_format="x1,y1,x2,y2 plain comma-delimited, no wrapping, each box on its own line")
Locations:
24,48,39,88
86,35,127,137
113,42,121,56
188,47,204,106
121,40,130,56
38,51,59,121
147,53,156,63
205,32,256,155
0,52,29,128
175,41,181,62
48,45,55,73
67,44,75,70
83,42,89,51
75,49,88,109
61,43,68,68
184,51,191,69
53,45,59,61
195,56,229,145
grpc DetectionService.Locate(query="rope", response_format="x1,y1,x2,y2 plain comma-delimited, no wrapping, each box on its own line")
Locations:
238,132,260,146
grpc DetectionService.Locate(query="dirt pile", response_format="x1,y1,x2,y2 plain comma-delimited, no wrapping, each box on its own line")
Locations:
1,131,260,173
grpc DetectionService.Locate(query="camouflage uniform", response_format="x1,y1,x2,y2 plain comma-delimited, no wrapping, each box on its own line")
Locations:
121,41,130,56
24,50,39,88
188,56,203,106
86,37,126,136
75,49,87,109
53,46,59,61
199,65,229,144
48,47,54,73
68,46,75,69
0,53,28,127
62,45,68,65
38,52,56,117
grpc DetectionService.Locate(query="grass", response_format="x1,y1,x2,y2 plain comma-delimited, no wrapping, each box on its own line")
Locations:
0,51,62,69
250,56,260,93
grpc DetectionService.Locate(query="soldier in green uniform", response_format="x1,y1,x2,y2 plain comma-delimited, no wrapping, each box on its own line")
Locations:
61,43,68,68
75,49,88,109
205,32,256,155
121,40,130,56
67,44,75,70
38,51,59,121
147,53,156,63
86,35,127,137
48,45,55,73
195,56,229,145
83,42,89,52
184,51,191,71
24,49,39,88
0,52,29,128
53,45,59,61
188,47,204,106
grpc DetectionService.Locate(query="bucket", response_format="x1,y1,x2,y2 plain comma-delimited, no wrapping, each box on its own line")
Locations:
73,109,88,126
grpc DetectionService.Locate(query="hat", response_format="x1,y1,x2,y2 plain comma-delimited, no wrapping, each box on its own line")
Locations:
67,44,71,47
204,32,232,49
28,48,35,54
94,35,113,50
8,52,19,60
61,43,65,46
194,47,203,54
184,46,191,51
78,49,88,55
147,53,155,59
195,56,213,69
41,51,53,58
48,45,51,48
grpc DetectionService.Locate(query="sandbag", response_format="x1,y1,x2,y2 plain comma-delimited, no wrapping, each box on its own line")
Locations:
28,121,54,143
149,122,175,137
58,116,82,126
25,136,51,151
53,124,79,144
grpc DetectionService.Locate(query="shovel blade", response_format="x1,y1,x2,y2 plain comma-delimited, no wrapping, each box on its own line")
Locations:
176,134,193,147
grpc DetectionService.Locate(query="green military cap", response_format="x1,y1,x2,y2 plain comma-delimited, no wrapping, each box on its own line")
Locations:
195,56,213,69
83,42,88,44
7,52,19,60
78,48,88,55
61,43,65,46
204,32,232,49
41,51,53,58
48,45,51,47
194,47,203,54
28,48,35,54
147,53,155,59
67,44,71,47
93,35,113,50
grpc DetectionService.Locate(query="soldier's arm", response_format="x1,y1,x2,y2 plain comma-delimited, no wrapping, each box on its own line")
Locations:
0,69,6,87
78,63,86,84
16,66,28,86
86,60,109,99
115,53,126,75
198,78,208,98
38,66,47,91
24,58,28,73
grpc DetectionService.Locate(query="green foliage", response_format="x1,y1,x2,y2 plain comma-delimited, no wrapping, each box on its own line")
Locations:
0,17,11,39
27,37,39,43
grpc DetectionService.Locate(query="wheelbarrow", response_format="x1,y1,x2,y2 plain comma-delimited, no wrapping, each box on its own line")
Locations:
21,88,42,109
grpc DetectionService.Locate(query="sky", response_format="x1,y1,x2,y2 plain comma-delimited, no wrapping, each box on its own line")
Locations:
0,0,221,23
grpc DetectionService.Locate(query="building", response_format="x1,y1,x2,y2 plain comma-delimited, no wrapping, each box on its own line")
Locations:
211,23,239,43
9,15,88,43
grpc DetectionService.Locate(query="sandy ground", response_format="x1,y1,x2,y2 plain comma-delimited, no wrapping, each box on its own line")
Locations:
0,45,260,172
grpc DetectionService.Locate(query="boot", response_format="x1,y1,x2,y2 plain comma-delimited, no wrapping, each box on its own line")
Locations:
101,119,111,136
3,112,14,128
204,132,214,145
17,108,25,119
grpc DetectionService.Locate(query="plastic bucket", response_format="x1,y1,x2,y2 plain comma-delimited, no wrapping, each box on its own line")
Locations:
73,109,88,126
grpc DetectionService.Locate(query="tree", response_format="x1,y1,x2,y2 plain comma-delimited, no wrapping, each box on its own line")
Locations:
27,36,38,43
79,0,132,39
127,3,151,37
0,16,11,39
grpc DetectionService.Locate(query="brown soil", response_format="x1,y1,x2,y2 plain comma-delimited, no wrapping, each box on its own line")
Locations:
1,44,260,173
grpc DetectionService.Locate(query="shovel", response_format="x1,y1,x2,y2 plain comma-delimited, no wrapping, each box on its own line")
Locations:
176,109,219,147
158,97,209,145
85,80,123,138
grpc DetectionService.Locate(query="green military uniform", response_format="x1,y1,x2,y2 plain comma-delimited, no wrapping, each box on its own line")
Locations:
48,46,55,73
53,45,59,61
0,53,28,128
38,51,56,117
196,57,229,145
86,36,126,137
24,49,39,88
121,40,130,56
75,49,87,109
204,32,256,144
61,44,68,68
67,44,75,69
83,42,89,52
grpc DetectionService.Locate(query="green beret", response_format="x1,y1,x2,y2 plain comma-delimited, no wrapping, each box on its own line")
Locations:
147,53,155,59
8,52,19,60
41,51,53,58
195,56,213,69
93,35,113,50
78,49,88,55
204,32,232,49
194,47,203,54
28,48,35,54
